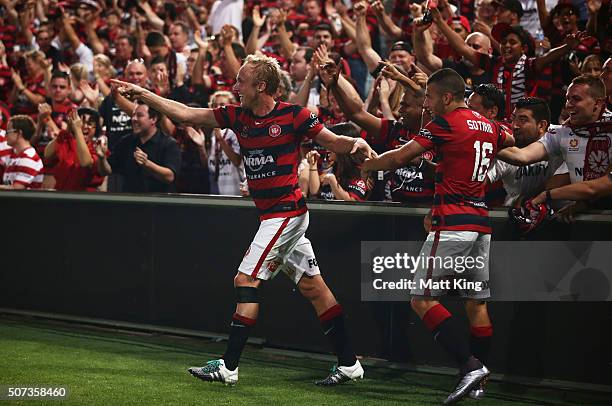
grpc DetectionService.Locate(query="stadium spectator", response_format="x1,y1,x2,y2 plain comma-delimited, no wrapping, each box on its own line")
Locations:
309,122,371,201
602,57,612,110
498,75,611,209
430,7,587,121
326,59,435,205
414,21,493,94
96,102,180,193
0,115,43,189
99,59,148,152
9,50,47,118
494,0,524,25
488,96,568,207
206,91,243,196
44,108,105,192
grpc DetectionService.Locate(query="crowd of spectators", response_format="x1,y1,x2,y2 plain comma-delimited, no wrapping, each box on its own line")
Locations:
0,0,610,215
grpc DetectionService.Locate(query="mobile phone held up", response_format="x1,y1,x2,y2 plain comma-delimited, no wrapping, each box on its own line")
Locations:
422,0,437,24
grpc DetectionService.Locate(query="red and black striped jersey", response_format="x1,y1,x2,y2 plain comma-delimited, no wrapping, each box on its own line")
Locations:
371,119,435,205
413,108,509,234
213,102,324,220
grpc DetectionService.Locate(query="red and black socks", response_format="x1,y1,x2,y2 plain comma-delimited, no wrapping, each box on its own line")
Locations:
222,313,256,371
319,304,357,367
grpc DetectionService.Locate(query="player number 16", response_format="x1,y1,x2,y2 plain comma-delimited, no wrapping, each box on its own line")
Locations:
471,141,493,182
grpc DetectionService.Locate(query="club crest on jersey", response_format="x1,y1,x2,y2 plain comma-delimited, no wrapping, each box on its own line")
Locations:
269,124,282,138
421,151,434,161
568,138,579,151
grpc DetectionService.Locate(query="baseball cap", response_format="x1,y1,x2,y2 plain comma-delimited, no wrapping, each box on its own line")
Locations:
493,0,524,18
448,16,471,33
492,23,535,56
390,41,413,54
79,0,99,8
550,2,579,18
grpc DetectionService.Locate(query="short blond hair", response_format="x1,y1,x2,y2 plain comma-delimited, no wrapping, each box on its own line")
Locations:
209,90,237,107
243,54,282,96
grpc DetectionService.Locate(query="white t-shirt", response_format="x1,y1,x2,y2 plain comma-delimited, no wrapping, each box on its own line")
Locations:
487,158,567,206
539,111,612,185
208,129,244,196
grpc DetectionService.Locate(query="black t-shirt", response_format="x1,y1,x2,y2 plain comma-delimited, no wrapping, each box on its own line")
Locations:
99,95,133,151
108,130,181,193
443,59,492,95
169,78,210,107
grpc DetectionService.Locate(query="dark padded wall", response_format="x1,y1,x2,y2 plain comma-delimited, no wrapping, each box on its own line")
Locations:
1,193,611,385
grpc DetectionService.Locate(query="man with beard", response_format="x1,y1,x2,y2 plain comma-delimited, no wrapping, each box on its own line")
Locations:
498,75,611,209
487,96,568,207
95,102,180,193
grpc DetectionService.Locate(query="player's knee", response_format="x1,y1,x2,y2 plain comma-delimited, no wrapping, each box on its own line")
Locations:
234,272,256,287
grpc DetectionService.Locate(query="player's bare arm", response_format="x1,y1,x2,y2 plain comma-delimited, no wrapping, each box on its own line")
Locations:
110,79,219,128
362,139,428,173
497,141,548,166
313,127,375,159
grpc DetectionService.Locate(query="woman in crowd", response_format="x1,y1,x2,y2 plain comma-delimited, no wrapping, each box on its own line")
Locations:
309,122,372,201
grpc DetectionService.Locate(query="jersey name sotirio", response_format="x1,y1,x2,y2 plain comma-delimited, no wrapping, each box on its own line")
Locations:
413,108,508,233
213,102,324,220
539,111,612,184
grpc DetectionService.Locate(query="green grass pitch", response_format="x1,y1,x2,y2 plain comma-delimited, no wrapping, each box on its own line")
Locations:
0,315,609,405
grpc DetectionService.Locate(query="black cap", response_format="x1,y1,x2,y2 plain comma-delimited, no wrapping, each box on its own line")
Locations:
550,2,579,18
494,0,524,18
390,41,413,54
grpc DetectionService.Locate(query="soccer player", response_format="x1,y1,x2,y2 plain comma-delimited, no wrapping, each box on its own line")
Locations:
361,68,514,404
110,54,373,386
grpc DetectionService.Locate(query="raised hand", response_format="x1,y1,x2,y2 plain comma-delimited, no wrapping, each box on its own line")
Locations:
252,5,266,28
185,126,204,146
95,135,108,158
11,69,24,91
371,0,385,16
67,109,83,134
306,150,320,168
80,80,100,104
37,103,52,123
564,31,589,49
353,1,367,18
219,24,234,46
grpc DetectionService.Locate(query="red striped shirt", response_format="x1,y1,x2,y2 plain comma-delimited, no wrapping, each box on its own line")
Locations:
413,108,508,234
213,102,324,220
2,146,43,189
